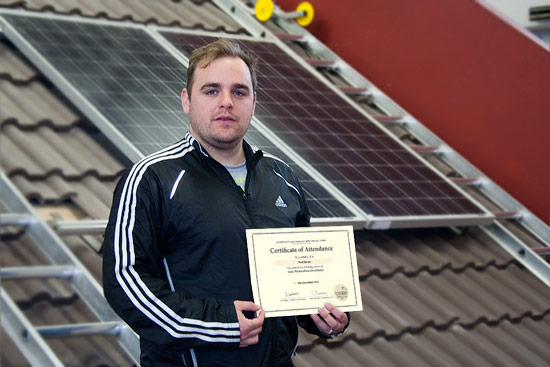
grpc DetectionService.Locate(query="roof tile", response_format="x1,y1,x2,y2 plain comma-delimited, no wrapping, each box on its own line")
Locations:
1,80,80,128
11,174,77,203
2,124,125,178
12,0,245,32
0,43,39,82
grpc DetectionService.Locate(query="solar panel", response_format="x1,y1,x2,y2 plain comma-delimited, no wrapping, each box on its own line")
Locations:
1,13,357,221
3,15,187,156
161,32,492,224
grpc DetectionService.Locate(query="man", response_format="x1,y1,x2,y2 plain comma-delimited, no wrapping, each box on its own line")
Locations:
103,39,349,366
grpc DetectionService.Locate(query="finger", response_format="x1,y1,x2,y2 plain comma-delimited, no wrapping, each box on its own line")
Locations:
234,300,261,312
240,334,259,347
242,326,262,340
318,308,347,335
317,307,337,328
240,334,258,347
318,305,347,331
242,312,264,335
310,313,332,334
246,309,264,327
240,318,263,347
245,317,264,333
324,303,347,324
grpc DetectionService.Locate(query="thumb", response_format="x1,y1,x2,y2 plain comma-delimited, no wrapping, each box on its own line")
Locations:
234,300,261,312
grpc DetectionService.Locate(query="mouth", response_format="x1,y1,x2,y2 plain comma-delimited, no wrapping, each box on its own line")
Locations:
215,115,236,122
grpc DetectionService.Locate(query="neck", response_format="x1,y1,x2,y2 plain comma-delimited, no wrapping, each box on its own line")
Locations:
194,136,245,166
209,144,245,166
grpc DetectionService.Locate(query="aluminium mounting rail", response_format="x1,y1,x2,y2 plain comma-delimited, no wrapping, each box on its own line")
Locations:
212,0,550,285
0,171,140,366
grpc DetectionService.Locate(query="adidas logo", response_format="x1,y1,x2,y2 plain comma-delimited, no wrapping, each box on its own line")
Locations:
275,195,287,208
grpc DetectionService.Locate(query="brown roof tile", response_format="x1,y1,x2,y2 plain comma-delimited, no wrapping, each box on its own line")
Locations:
10,174,77,203
0,42,39,82
355,227,514,277
2,124,126,178
5,0,245,32
9,174,117,218
1,80,80,127
296,314,550,367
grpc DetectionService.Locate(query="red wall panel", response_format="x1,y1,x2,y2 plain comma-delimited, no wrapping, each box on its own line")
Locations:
276,0,550,222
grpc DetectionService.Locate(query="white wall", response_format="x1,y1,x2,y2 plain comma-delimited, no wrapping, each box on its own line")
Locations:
478,0,550,48
483,0,549,27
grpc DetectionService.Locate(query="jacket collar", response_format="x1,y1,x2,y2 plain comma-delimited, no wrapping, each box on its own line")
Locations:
186,131,263,168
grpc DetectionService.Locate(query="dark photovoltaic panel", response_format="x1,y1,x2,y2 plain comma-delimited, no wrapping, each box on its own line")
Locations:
3,14,355,219
162,33,486,218
4,15,187,155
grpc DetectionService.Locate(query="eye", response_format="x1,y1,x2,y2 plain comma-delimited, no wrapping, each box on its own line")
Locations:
205,89,217,95
234,90,247,97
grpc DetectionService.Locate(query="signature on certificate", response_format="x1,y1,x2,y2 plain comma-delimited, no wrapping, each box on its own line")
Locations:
311,290,328,296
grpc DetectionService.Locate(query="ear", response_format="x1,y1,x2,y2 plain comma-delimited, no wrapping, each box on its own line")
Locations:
251,91,257,115
181,88,190,114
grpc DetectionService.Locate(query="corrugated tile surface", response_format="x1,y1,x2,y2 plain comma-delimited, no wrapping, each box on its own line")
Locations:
0,42,38,82
0,0,246,32
2,124,124,177
296,315,550,367
1,81,80,128
1,1,549,366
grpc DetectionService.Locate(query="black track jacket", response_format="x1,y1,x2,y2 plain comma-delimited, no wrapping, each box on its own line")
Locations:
103,133,331,366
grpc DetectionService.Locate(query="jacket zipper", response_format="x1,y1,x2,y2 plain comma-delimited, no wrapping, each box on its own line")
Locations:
242,151,262,228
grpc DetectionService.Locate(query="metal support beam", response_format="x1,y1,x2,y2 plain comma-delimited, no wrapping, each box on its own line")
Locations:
494,211,524,220
0,213,34,227
339,86,370,95
1,265,76,280
276,10,305,20
1,288,64,367
409,145,447,154
481,222,550,286
450,177,484,186
51,219,108,235
533,247,550,255
304,58,337,68
37,321,122,338
274,33,307,42
372,115,407,123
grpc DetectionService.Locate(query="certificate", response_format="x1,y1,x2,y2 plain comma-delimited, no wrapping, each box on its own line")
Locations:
246,226,362,318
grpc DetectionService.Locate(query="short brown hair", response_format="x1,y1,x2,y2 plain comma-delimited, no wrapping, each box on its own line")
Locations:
186,39,258,98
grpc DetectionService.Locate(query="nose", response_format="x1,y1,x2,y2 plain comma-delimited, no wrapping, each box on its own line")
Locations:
219,90,234,109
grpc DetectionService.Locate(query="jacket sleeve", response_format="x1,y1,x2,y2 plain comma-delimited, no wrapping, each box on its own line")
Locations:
102,166,240,350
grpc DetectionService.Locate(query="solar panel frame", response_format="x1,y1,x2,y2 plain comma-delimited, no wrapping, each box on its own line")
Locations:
0,11,365,225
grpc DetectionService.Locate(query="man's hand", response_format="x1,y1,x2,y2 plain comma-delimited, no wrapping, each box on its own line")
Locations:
310,303,348,337
234,300,265,347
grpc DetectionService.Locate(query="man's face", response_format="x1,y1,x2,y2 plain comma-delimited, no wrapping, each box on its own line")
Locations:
181,56,256,152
